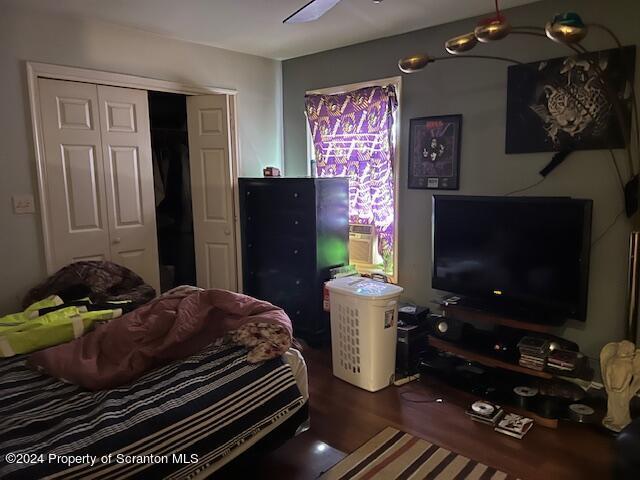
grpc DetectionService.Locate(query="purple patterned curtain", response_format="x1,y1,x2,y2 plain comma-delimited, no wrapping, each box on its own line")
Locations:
305,85,397,262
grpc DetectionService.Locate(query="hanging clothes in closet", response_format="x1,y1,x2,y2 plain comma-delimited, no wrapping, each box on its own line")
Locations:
148,92,196,291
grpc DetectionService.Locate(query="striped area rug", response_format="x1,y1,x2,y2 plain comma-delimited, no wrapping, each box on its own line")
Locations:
320,427,518,480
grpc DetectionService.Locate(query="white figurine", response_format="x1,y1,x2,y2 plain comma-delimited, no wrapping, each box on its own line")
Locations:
600,340,640,432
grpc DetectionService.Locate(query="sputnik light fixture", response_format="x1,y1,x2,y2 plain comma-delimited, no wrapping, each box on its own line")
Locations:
398,54,522,74
397,6,636,191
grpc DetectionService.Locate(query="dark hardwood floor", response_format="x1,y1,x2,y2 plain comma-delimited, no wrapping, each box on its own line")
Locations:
219,345,615,479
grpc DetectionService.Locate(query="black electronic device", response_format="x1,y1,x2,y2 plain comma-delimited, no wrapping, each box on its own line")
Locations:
419,350,497,398
490,327,525,361
396,321,430,377
398,303,430,325
428,314,464,342
432,195,592,322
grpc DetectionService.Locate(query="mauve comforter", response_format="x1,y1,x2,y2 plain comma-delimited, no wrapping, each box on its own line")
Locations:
28,288,292,390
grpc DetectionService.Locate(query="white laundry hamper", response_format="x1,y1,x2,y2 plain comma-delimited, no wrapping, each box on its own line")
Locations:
326,277,403,392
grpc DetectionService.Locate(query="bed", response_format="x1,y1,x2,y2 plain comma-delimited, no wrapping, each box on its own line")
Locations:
0,343,308,479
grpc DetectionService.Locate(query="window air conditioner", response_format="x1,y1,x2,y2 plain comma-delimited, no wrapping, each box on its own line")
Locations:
349,224,378,265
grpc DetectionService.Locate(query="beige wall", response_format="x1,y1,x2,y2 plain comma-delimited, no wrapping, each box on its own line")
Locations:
282,0,640,360
0,5,283,312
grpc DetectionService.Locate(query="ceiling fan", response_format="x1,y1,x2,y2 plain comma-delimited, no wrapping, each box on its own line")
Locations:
283,0,383,24
283,0,342,24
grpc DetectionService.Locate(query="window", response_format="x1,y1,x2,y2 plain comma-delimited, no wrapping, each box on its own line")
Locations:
305,77,401,283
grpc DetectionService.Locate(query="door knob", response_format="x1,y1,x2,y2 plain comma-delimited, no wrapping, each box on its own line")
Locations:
112,237,122,244
224,228,231,235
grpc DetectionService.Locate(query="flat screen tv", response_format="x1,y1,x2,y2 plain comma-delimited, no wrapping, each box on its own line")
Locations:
432,195,593,322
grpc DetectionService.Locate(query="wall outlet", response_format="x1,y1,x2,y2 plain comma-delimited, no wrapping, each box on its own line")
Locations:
12,194,36,214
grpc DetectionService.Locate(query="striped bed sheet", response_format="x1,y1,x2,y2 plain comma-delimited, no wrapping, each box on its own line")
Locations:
0,343,305,479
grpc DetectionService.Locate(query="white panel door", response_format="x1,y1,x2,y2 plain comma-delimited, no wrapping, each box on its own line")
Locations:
187,95,237,291
97,85,160,293
38,78,111,269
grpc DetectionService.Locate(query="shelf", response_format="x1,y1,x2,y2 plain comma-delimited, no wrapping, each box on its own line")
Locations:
427,336,560,428
428,336,554,380
442,303,557,334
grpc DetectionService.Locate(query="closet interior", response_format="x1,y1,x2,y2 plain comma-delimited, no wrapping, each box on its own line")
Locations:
148,91,196,292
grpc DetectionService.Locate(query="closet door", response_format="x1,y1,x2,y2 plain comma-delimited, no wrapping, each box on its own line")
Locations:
38,78,111,269
97,85,160,293
187,95,237,291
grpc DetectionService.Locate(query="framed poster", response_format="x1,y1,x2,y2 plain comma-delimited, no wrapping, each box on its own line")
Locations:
506,46,636,153
408,114,462,190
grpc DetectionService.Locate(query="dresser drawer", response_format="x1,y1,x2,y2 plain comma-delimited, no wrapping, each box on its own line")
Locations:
243,210,315,241
244,268,315,302
243,182,314,212
244,237,315,272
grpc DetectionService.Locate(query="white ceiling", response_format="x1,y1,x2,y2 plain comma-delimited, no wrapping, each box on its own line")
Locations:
4,0,540,60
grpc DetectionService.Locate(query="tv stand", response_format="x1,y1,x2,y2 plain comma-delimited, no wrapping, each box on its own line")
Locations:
424,296,594,430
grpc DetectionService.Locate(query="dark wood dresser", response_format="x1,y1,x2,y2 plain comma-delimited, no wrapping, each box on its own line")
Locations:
238,177,349,343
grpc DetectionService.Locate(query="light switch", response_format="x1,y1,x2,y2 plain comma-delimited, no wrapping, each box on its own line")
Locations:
12,194,36,214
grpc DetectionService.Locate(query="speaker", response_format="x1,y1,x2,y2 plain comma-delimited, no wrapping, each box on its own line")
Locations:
428,314,464,342
396,322,430,377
